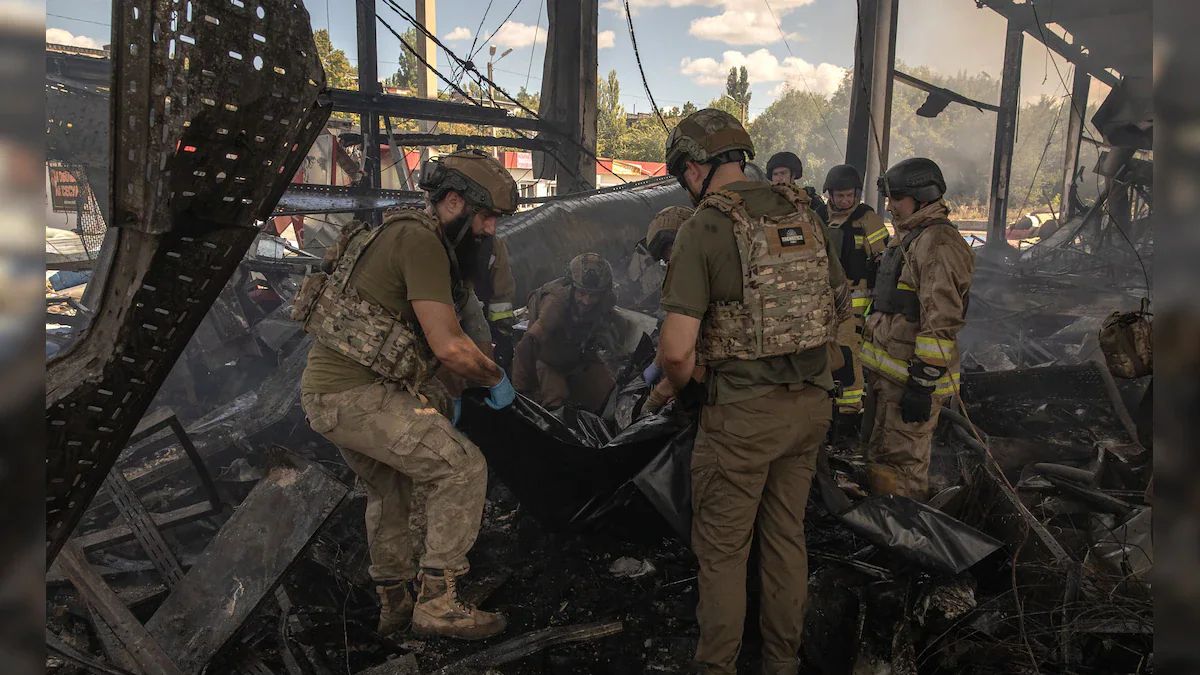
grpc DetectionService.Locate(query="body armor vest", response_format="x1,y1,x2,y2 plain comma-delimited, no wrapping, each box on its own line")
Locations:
827,203,873,283
872,219,949,323
291,211,440,385
696,185,835,363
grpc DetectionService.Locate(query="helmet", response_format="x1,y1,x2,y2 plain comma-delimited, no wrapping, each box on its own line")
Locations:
567,253,614,294
664,108,755,176
743,161,768,182
646,205,694,244
765,151,804,181
418,148,519,214
877,157,946,203
823,164,863,193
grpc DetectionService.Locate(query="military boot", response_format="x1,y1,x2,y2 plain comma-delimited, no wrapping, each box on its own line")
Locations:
375,581,414,636
412,569,507,640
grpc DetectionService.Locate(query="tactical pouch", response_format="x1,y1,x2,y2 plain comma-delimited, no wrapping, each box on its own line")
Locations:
1099,308,1152,379
290,271,328,322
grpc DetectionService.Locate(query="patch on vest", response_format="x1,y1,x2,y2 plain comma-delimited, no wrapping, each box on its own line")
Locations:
777,226,806,247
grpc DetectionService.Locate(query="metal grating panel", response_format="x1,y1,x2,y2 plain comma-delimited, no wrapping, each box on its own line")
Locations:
45,0,330,561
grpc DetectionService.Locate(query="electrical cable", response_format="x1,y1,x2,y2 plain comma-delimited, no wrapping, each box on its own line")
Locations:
623,0,669,133
378,0,630,186
763,0,844,155
462,0,496,80
1015,87,1069,221
470,0,525,63
524,0,544,90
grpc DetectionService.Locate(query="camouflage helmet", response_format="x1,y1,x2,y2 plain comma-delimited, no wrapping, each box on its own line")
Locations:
567,253,614,294
664,108,755,175
646,205,694,244
877,157,946,203
766,151,804,180
419,148,519,214
823,164,863,193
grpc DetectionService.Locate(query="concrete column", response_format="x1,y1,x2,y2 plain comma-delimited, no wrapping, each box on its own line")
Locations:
986,21,1024,250
845,0,898,213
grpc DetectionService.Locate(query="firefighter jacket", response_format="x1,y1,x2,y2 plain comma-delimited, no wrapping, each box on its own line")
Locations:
861,200,974,396
291,212,440,386
827,203,889,315
472,236,517,323
695,184,845,364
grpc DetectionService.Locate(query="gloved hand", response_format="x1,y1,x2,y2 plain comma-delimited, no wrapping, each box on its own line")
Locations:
642,362,662,384
901,360,945,423
676,379,707,410
451,398,462,426
485,372,517,410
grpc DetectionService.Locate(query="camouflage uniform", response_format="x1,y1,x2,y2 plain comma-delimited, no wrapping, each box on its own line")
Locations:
512,254,619,412
625,205,693,311
663,108,850,675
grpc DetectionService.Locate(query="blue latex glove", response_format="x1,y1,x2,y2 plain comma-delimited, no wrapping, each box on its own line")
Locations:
451,398,462,426
485,372,517,410
642,362,662,384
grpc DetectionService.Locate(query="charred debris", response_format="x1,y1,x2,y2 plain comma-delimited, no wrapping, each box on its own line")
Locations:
45,1,1151,673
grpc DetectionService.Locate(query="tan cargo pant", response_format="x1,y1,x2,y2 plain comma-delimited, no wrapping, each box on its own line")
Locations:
512,337,614,413
864,377,944,500
300,380,487,582
691,384,830,675
833,313,866,414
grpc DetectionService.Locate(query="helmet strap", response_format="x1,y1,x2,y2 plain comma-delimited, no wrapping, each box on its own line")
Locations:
694,162,719,205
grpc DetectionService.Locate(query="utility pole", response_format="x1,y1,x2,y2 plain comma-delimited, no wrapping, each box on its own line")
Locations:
416,0,436,163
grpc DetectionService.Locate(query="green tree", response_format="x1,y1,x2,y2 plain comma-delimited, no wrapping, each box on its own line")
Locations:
597,69,628,158
681,101,698,117
382,28,420,92
624,117,669,162
724,66,751,123
314,29,356,89
513,86,541,116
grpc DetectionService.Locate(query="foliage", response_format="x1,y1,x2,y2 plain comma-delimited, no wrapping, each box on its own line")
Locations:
724,66,751,123
314,29,356,90
382,28,421,93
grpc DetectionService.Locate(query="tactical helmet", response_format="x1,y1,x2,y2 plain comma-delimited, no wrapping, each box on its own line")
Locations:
664,108,755,176
646,205,694,244
567,253,614,294
823,164,863,193
765,151,804,181
877,157,946,203
419,148,519,214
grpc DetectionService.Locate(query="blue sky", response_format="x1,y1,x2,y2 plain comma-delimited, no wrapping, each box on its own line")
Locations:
47,0,1089,117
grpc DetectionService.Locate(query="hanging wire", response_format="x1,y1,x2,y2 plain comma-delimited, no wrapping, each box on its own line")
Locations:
623,0,670,133
763,0,844,154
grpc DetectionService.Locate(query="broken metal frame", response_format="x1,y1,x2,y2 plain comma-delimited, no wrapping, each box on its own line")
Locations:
892,69,1001,113
986,21,1025,250
44,0,330,562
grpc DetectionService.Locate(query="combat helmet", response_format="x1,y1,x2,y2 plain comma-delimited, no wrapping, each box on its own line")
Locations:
419,149,519,215
823,164,863,193
877,157,946,203
567,253,614,294
664,108,755,177
646,205,694,245
766,151,804,181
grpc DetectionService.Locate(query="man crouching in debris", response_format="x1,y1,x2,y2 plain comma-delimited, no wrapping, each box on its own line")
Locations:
292,149,519,640
656,108,850,675
511,253,620,413
861,157,974,500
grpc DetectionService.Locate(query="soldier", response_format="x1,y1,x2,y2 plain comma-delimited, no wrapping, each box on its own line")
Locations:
823,164,890,436
512,253,620,413
861,157,974,500
294,149,519,640
626,205,693,311
766,150,829,223
657,109,849,675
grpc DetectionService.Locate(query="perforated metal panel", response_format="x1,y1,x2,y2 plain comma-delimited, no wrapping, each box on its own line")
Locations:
45,0,330,561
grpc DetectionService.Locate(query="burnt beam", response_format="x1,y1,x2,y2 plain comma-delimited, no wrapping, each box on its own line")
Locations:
328,88,550,132
976,0,1121,87
893,70,1001,113
986,21,1023,251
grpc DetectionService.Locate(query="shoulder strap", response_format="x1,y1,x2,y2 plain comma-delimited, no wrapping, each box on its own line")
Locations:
697,189,745,218
769,183,809,213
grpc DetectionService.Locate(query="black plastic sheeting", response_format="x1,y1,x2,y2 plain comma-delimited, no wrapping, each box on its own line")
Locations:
462,394,1003,575
497,183,689,301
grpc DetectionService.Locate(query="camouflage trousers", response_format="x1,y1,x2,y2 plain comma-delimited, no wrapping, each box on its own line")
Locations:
301,380,487,581
864,377,944,501
691,384,830,675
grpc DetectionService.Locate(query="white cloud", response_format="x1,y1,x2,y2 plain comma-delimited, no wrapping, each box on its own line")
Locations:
680,48,846,97
598,30,616,49
46,28,101,50
689,9,782,45
443,26,472,42
491,21,546,49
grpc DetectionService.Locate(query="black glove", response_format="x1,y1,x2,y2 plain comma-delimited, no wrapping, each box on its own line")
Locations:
900,360,945,424
676,379,707,410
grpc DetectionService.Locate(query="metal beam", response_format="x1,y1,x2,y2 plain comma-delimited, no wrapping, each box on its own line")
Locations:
339,131,558,152
987,22,1024,250
976,0,1121,87
535,0,598,192
355,0,381,202
893,69,1001,113
845,0,898,213
328,88,549,132
1061,67,1091,220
